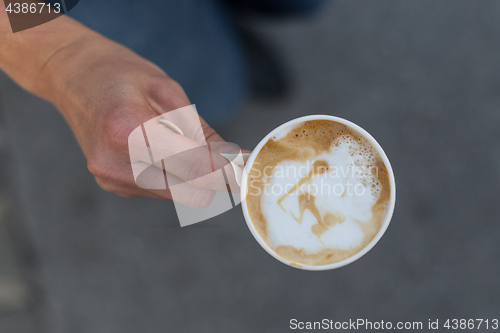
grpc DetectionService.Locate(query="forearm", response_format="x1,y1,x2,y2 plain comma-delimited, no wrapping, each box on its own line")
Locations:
0,3,98,103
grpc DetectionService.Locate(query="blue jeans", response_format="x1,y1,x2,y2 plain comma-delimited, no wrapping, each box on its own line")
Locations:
69,0,326,125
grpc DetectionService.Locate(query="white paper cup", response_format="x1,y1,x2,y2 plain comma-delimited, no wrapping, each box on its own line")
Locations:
240,115,396,270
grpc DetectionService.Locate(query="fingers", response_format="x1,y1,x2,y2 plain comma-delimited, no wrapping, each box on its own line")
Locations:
127,83,251,199
92,158,219,208
115,160,219,208
139,118,234,192
148,175,217,209
96,172,217,208
199,116,225,143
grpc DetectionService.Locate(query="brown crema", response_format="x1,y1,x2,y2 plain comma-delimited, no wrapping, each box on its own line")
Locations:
246,120,391,266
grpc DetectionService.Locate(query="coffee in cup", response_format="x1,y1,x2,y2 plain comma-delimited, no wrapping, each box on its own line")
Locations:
241,115,395,270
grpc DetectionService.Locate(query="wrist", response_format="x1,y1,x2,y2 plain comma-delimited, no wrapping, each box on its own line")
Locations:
0,14,98,103
38,32,105,107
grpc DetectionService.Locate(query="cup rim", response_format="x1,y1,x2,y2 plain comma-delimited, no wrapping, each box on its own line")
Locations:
240,115,396,271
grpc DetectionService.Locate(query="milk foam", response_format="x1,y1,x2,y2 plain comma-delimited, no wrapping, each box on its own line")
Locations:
246,119,391,266
260,135,381,254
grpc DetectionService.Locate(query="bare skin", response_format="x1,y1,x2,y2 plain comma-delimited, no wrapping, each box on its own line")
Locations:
0,7,244,207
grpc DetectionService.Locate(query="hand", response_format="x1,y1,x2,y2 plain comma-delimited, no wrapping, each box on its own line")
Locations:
45,35,242,207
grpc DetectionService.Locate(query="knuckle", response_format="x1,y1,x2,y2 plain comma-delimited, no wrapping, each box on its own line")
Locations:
149,79,189,109
87,160,102,178
202,126,217,139
88,160,113,181
95,176,133,198
88,157,133,187
94,177,113,192
102,116,137,148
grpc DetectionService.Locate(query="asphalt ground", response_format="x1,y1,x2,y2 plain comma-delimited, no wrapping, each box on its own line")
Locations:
0,1,499,332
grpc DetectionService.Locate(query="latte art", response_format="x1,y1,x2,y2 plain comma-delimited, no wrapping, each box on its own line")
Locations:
245,120,391,267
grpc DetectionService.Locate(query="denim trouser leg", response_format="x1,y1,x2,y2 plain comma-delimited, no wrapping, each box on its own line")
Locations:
69,0,249,125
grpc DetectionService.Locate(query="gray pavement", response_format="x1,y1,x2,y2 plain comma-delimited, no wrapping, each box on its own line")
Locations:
1,1,500,332
0,120,35,331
